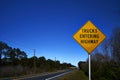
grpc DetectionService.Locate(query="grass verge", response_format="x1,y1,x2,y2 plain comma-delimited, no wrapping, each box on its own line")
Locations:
57,70,88,80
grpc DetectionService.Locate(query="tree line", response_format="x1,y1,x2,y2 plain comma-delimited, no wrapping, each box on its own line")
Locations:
78,27,120,80
0,42,73,77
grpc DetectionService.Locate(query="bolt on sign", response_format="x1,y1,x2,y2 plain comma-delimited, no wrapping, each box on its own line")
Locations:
73,20,106,54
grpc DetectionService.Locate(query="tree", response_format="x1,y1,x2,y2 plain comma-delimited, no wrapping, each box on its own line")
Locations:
55,60,60,69
78,61,86,70
0,41,10,65
47,59,55,71
0,41,27,66
28,56,37,68
4,48,27,65
37,56,46,67
110,27,120,64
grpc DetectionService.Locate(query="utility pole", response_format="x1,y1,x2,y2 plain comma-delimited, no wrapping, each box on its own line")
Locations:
55,57,56,62
55,57,56,69
34,49,36,73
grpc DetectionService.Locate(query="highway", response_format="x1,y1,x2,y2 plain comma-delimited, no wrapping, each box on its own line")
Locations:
1,69,74,80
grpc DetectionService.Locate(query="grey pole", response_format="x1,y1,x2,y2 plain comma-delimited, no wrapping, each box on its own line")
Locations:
89,54,91,80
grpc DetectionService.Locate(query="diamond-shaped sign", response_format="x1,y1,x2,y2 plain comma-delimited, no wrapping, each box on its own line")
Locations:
73,20,106,54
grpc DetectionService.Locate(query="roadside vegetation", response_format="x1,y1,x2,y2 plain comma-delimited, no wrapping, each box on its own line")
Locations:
0,42,74,78
78,27,120,80
57,70,88,80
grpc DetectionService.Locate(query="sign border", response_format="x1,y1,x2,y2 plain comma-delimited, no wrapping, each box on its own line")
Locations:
73,20,106,54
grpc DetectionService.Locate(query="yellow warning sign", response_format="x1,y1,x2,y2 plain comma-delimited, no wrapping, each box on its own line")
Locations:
73,20,106,54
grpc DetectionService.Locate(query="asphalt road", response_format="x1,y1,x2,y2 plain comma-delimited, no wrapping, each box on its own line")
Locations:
1,69,74,80
21,69,73,80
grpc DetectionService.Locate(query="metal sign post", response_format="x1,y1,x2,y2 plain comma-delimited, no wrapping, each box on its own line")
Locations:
89,54,91,80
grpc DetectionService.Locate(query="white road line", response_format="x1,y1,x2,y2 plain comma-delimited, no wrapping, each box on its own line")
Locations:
45,71,71,80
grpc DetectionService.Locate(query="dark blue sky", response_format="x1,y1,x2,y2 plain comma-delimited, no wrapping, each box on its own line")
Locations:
0,0,120,66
